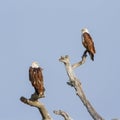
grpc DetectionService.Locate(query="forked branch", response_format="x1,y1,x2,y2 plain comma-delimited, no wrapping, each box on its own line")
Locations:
59,55,104,120
20,94,52,120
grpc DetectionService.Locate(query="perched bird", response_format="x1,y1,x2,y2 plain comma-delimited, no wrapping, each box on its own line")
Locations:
29,61,45,97
81,28,96,61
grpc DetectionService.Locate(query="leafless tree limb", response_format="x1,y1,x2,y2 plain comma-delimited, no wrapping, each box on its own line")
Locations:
59,55,104,120
72,50,87,69
20,94,52,120
53,110,72,120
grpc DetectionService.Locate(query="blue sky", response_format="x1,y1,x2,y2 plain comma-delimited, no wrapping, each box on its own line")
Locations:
0,0,120,120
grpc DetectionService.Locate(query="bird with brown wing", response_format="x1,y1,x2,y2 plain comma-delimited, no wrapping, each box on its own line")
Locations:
81,28,96,61
29,61,45,98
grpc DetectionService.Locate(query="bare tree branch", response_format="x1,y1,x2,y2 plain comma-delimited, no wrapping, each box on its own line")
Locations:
20,94,52,120
72,50,87,69
59,55,104,120
53,110,72,120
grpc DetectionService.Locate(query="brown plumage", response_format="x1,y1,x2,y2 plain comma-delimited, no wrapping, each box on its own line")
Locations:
29,62,45,97
81,28,96,61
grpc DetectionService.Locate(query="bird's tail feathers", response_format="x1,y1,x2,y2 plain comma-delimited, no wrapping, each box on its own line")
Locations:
89,52,94,61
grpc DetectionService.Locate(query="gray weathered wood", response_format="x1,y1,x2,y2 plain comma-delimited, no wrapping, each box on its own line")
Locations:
59,55,104,120
20,95,52,120
54,110,72,120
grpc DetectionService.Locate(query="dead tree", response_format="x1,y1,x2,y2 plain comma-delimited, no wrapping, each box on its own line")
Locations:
20,46,118,120
20,53,103,120
59,54,104,120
